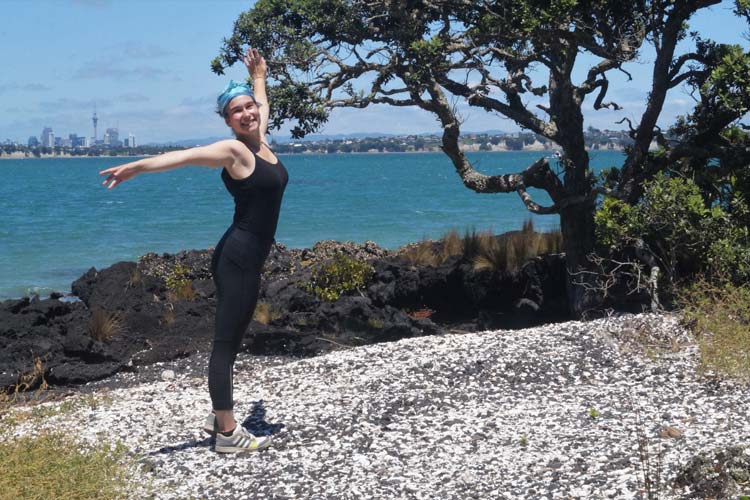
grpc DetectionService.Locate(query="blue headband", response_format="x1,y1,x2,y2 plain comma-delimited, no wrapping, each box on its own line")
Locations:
216,80,255,117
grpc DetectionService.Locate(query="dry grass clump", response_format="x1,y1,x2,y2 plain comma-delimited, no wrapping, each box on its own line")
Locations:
253,301,283,325
440,229,463,260
88,307,123,342
399,240,441,267
15,357,48,394
680,280,750,382
472,220,563,273
162,304,176,327
126,269,143,288
0,432,133,500
165,282,197,302
0,358,49,429
399,222,563,271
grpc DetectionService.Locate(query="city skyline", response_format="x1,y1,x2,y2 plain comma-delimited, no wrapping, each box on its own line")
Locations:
17,114,137,149
1,1,747,144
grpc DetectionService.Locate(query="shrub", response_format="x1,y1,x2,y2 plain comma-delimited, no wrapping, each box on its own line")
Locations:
595,173,749,285
165,263,191,292
163,263,196,302
680,280,750,383
88,307,122,341
300,253,375,302
165,283,196,302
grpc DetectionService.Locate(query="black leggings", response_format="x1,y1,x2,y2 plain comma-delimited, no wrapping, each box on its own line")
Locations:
208,225,273,411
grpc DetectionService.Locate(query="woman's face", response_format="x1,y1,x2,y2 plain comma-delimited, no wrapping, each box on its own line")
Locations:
224,95,260,137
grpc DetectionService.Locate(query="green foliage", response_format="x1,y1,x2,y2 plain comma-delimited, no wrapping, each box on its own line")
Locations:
164,263,196,302
681,280,750,383
594,196,635,249
165,263,191,292
300,253,374,302
588,407,600,419
595,173,749,284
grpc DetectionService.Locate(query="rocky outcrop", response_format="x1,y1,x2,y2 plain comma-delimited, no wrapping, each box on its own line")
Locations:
1,237,572,390
0,296,130,389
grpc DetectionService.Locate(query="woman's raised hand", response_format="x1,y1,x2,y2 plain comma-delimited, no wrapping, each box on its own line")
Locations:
99,163,139,189
242,47,266,80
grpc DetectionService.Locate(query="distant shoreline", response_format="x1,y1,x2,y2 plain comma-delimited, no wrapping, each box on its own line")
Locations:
0,152,148,160
0,146,625,160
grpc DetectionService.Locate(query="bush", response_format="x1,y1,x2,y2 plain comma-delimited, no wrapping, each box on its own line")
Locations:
681,280,750,383
595,173,750,286
300,253,374,302
165,263,196,302
165,263,191,293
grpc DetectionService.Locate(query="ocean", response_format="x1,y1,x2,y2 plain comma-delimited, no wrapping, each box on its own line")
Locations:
0,150,625,299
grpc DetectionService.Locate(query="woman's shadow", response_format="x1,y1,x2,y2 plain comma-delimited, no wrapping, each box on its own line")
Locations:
147,399,284,456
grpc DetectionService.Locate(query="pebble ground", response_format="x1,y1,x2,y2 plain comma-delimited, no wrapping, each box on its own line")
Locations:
5,313,750,499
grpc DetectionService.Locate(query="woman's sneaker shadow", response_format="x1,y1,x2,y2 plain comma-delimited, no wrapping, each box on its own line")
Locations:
147,400,284,456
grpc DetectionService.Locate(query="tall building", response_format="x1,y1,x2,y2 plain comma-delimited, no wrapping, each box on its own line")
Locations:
126,133,136,148
92,107,98,142
41,127,54,148
70,134,88,148
104,127,120,147
27,136,39,147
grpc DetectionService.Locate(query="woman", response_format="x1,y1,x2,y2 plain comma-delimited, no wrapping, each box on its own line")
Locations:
100,48,287,453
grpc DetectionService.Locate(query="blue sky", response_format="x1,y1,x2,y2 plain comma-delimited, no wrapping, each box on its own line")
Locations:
0,0,747,144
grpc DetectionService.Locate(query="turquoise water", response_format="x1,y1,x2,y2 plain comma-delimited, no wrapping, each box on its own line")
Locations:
0,150,625,299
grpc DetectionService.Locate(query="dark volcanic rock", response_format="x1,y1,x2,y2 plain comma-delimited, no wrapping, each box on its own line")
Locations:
675,446,750,498
0,296,127,389
367,253,568,329
1,236,572,391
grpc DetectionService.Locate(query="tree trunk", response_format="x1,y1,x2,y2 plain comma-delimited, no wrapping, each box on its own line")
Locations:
559,198,600,318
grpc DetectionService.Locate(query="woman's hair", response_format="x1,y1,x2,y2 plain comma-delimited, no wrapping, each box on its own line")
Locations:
216,80,257,117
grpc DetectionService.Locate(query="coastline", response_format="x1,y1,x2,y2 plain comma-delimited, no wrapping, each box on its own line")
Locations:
0,144,625,160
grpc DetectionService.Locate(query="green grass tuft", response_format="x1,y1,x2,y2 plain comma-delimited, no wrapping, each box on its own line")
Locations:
0,431,134,500
681,280,750,382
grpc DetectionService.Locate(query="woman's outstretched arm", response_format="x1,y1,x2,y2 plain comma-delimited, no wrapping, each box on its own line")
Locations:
99,139,253,189
243,48,270,142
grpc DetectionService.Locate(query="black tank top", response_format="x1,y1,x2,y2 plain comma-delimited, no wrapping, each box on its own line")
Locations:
221,152,289,237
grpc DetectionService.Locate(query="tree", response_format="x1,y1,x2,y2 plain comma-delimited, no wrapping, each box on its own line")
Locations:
214,0,749,316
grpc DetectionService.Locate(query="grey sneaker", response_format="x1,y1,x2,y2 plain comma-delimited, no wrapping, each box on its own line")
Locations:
203,413,217,435
215,425,272,453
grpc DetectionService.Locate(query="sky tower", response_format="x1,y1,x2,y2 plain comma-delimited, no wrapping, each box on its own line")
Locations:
92,105,98,141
